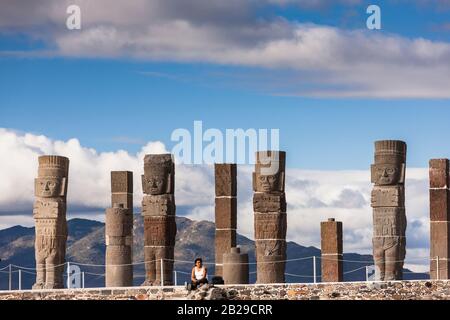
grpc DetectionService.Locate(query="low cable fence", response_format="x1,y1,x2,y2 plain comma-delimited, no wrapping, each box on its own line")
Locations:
0,255,439,291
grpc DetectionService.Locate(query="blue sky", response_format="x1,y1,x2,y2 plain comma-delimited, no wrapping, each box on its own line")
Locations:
1,0,450,171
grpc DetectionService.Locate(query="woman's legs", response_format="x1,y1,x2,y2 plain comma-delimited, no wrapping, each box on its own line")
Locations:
191,278,208,290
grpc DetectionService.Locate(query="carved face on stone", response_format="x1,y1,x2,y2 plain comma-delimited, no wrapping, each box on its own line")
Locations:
35,178,66,198
253,172,284,193
142,168,171,195
371,164,404,186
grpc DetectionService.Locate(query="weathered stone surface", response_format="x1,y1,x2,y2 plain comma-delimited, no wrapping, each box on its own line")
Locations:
214,164,237,277
254,213,287,240
3,281,450,300
33,155,69,290
430,159,449,189
371,140,407,281
223,248,249,285
257,255,285,284
141,154,177,286
371,186,404,208
105,204,133,287
430,222,450,279
253,193,286,213
216,230,237,275
144,216,177,247
253,151,287,284
372,208,407,236
321,218,343,282
429,159,450,280
106,245,133,287
253,151,286,193
142,154,174,195
430,189,450,221
142,194,176,217
143,246,175,286
215,164,237,197
215,197,237,229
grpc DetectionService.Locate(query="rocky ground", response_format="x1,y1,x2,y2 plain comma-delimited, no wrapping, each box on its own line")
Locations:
0,281,449,300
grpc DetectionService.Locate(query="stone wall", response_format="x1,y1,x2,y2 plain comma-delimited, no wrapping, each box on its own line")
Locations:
1,280,450,300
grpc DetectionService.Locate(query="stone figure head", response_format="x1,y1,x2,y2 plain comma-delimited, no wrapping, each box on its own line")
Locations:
35,156,69,198
142,154,175,195
253,151,286,193
371,163,405,185
371,140,406,186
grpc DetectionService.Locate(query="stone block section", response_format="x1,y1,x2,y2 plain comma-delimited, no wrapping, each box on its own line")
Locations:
33,155,69,290
214,164,237,277
321,218,343,282
141,154,177,286
215,164,237,197
215,198,237,229
105,204,133,287
430,159,450,280
223,248,249,285
111,171,133,209
253,151,287,284
371,140,407,281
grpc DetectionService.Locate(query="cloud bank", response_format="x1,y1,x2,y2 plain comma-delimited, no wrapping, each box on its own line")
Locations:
0,128,431,270
1,0,450,98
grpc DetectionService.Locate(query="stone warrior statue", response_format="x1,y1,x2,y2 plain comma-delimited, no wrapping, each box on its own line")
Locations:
253,151,287,284
33,155,69,289
141,154,177,286
371,140,407,281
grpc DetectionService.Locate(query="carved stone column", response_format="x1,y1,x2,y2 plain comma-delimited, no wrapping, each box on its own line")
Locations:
141,154,177,286
214,164,237,277
105,204,133,287
429,159,450,280
33,155,69,290
253,151,287,284
371,140,407,281
321,218,343,282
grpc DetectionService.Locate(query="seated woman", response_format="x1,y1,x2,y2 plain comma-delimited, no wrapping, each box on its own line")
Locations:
188,258,208,290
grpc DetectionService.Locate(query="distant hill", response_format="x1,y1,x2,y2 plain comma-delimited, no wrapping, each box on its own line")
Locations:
0,216,428,290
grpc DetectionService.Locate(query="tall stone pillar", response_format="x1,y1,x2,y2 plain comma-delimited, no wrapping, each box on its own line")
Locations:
321,218,343,282
111,171,133,209
214,164,237,277
141,154,177,286
223,247,249,285
253,151,287,284
105,171,134,287
429,159,450,280
105,204,133,287
33,155,69,289
371,140,407,281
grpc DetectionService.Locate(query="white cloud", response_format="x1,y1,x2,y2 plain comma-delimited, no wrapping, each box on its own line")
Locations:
1,1,450,98
0,128,431,270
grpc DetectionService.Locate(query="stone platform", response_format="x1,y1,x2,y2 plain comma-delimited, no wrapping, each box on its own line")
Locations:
1,281,450,300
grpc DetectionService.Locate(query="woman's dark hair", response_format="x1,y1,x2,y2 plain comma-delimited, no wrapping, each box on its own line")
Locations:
194,258,203,265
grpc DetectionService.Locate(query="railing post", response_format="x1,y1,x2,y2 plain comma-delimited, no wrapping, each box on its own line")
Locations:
8,264,12,291
67,262,71,289
161,259,164,287
174,270,177,286
82,272,85,289
18,269,22,291
313,256,317,284
436,256,440,281
366,266,369,282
